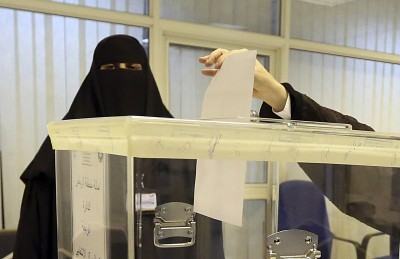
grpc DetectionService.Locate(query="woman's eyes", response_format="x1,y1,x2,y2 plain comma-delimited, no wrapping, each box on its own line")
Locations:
100,63,116,70
100,63,142,71
126,63,142,70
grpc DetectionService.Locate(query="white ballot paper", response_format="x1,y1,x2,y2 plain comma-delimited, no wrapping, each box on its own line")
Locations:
194,50,257,226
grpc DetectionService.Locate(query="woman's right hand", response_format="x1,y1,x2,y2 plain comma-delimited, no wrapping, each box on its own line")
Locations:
199,48,288,112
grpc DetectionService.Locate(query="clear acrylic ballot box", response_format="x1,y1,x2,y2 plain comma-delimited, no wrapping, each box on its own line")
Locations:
48,116,400,259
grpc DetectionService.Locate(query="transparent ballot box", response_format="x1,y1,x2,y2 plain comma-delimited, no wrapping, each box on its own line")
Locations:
47,116,400,259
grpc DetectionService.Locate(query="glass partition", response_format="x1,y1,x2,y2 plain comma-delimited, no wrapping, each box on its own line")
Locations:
291,0,400,54
45,0,148,15
160,0,281,35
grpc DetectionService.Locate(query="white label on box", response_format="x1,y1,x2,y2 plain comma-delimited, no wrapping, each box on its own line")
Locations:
72,151,107,259
135,193,157,211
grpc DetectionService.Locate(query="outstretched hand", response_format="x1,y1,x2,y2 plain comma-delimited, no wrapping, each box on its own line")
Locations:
199,48,288,112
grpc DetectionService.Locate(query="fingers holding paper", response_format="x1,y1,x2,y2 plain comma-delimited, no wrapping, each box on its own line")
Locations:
199,48,248,76
199,48,288,112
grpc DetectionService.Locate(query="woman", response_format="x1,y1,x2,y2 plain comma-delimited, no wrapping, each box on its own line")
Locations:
14,35,223,259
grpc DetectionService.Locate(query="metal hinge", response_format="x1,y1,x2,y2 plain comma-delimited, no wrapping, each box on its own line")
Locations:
267,229,321,259
153,202,196,248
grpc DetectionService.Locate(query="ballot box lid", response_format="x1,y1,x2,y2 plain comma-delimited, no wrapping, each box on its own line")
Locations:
48,116,400,167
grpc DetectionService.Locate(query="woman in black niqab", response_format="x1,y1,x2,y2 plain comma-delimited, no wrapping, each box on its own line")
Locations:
14,35,224,259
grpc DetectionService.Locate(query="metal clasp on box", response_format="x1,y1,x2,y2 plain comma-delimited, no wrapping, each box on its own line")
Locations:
266,229,321,259
153,202,196,248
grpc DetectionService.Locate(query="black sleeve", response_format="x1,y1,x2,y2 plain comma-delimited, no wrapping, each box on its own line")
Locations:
260,83,374,131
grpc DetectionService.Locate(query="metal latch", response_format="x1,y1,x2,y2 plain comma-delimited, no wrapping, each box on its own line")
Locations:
266,229,321,258
153,202,196,248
